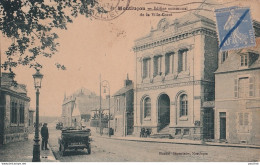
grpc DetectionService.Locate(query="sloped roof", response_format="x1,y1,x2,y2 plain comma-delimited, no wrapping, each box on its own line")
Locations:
1,72,27,95
113,84,133,96
215,37,260,73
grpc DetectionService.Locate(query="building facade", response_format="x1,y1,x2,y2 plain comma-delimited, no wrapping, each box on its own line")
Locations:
214,37,260,145
133,13,218,140
62,88,96,127
0,73,30,144
113,76,134,137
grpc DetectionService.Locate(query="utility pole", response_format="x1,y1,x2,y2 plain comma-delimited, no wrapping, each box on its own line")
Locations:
0,33,2,92
99,74,102,135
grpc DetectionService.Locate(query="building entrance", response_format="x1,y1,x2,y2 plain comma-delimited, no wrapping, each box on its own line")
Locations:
219,112,226,140
158,94,170,131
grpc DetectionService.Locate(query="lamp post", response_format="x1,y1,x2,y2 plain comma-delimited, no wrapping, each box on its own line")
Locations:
32,70,43,162
102,80,110,137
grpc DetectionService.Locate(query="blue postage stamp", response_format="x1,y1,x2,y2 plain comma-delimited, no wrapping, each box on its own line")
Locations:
215,6,256,51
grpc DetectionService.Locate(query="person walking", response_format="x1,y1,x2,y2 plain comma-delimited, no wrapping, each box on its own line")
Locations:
41,123,49,150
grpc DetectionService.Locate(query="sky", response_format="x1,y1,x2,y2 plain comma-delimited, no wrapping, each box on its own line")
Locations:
1,0,260,117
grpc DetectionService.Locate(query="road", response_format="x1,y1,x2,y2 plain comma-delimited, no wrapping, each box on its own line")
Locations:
48,126,260,162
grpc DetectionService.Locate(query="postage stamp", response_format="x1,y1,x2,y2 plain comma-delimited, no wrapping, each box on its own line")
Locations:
92,0,130,21
215,6,256,51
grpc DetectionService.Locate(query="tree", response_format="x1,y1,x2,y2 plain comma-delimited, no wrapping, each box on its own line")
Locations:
0,0,103,79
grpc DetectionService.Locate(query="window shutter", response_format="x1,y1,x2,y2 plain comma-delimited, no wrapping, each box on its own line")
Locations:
234,79,238,98
244,113,249,125
249,77,254,97
238,113,243,125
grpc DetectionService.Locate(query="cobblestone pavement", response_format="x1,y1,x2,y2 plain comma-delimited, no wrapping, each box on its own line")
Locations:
48,127,260,162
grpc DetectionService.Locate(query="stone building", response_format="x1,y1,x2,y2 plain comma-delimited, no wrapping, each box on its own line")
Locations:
0,73,30,144
61,88,96,127
133,13,218,139
62,88,110,129
214,37,260,145
113,75,134,137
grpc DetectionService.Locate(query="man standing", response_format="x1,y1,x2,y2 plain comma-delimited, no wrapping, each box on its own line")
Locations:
41,123,49,150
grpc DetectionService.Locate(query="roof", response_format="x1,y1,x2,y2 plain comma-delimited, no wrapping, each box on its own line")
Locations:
113,84,133,96
1,72,28,95
215,37,260,74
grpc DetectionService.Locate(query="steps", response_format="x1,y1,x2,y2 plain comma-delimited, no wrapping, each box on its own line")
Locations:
150,134,173,139
150,125,173,139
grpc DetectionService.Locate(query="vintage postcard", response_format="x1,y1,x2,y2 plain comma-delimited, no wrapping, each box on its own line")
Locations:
0,0,260,164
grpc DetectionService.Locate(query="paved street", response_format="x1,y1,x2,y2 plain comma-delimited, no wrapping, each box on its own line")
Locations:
48,126,260,162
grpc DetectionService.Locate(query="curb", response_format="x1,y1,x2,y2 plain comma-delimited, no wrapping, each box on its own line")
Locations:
95,136,260,149
42,143,59,162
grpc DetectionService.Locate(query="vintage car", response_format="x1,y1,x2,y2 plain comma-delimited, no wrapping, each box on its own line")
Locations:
58,128,91,156
56,122,63,130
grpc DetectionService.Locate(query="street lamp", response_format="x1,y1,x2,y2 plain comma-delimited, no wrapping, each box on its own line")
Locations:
32,70,43,162
102,80,110,137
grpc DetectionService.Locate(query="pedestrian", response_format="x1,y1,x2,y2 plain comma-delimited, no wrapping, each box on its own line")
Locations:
41,123,49,150
146,129,150,137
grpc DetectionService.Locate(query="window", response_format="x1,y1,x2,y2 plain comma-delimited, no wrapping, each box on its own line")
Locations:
19,104,25,124
178,50,188,72
221,51,228,63
238,112,250,133
238,77,249,98
144,97,151,118
11,102,18,124
143,58,150,79
241,54,248,67
116,98,120,111
235,77,255,98
180,94,188,117
183,129,190,135
153,56,162,77
165,53,174,75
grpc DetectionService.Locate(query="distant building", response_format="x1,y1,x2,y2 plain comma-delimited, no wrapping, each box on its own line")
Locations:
112,75,134,136
214,38,260,145
73,95,109,129
0,73,30,144
133,13,218,139
61,88,96,127
61,88,109,130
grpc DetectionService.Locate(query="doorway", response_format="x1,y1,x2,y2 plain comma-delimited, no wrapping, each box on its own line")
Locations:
158,94,170,131
219,112,226,140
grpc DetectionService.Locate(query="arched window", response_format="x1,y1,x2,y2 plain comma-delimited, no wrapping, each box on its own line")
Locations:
144,97,151,118
180,94,188,117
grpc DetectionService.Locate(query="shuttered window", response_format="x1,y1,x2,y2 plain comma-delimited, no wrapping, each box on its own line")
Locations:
237,112,250,133
238,113,243,125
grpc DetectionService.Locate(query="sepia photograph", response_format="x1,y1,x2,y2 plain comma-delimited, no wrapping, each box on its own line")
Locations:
0,0,259,164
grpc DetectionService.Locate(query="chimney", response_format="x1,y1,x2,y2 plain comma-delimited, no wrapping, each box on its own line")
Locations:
124,73,132,87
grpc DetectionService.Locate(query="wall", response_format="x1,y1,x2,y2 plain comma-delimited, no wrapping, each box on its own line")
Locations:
215,69,260,145
3,94,30,144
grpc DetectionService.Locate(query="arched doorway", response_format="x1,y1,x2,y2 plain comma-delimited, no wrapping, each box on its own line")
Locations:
158,94,170,130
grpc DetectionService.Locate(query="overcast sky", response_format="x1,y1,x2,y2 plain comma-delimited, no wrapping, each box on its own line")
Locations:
1,0,259,117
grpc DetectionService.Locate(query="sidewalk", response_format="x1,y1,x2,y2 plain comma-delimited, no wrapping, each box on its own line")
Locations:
0,133,58,162
93,131,260,149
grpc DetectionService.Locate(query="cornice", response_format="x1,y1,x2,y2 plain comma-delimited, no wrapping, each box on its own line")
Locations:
133,27,217,53
136,80,214,92
0,87,30,102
